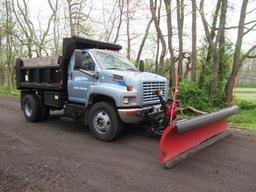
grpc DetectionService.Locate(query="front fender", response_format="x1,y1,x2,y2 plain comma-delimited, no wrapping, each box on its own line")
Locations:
86,83,139,107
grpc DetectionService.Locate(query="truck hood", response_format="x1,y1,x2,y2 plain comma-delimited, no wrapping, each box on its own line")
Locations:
100,70,166,84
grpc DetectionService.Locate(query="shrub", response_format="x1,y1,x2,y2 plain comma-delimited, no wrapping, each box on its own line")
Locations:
237,100,256,110
174,80,211,112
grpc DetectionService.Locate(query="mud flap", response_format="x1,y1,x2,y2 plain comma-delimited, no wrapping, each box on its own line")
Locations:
159,106,239,168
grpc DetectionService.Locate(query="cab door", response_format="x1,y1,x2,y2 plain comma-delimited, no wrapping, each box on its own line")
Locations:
68,51,96,104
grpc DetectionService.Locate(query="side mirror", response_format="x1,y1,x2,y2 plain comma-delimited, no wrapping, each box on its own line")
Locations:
92,71,99,79
74,49,83,69
139,60,144,72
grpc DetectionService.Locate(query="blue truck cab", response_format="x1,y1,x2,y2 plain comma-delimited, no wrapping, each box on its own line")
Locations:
16,37,168,141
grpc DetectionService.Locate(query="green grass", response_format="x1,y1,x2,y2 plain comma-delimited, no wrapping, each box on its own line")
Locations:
0,85,20,97
229,109,256,131
228,87,256,130
236,87,256,92
236,94,256,102
236,87,256,102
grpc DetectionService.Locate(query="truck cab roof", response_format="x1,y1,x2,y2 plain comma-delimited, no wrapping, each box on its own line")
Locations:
62,36,122,67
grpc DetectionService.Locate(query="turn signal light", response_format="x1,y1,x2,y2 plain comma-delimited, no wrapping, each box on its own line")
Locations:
127,85,133,91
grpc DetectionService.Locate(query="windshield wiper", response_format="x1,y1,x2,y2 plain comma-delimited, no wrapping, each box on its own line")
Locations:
126,67,137,71
106,67,123,70
106,67,137,71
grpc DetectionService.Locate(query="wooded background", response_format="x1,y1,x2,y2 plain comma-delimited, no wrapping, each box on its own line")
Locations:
0,0,256,107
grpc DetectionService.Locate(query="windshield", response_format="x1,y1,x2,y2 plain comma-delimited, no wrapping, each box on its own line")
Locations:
90,50,138,71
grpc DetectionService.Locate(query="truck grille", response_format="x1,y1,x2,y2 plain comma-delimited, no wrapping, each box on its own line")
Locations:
143,81,166,103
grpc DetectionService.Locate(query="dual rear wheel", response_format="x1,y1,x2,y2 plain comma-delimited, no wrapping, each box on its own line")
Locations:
22,94,50,122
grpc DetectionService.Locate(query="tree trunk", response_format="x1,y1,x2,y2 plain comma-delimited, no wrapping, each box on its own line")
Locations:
176,0,184,79
218,17,226,86
5,0,12,92
198,0,221,88
113,0,124,43
136,18,153,64
150,0,166,74
225,0,249,104
67,0,75,36
209,0,228,105
155,0,161,74
126,0,131,60
191,0,197,81
164,0,176,86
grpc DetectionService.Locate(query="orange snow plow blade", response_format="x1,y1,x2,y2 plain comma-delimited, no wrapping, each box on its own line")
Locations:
160,105,239,168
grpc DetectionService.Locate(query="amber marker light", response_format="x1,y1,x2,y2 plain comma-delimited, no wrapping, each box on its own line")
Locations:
127,85,133,91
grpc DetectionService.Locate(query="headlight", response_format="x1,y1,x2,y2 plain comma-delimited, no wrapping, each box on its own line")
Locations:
123,97,129,104
121,94,138,106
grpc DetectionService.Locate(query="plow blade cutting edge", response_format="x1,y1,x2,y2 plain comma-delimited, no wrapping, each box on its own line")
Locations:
160,105,239,168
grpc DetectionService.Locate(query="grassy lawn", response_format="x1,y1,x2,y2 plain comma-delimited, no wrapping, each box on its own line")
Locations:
236,94,256,101
229,109,256,131
236,87,256,92
229,87,256,131
0,85,20,97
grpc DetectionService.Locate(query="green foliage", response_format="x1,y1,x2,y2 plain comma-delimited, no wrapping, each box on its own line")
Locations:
175,80,211,112
236,100,256,110
195,42,234,106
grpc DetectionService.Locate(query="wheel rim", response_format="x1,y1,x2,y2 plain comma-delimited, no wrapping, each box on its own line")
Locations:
24,100,33,117
93,110,111,135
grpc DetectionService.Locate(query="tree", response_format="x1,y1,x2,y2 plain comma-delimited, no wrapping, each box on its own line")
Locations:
199,0,228,105
191,0,197,81
126,0,131,60
3,0,15,91
176,0,184,79
225,0,256,104
198,0,221,88
12,0,34,58
136,17,153,64
48,0,60,55
164,0,176,86
150,0,166,74
113,0,125,43
66,0,92,37
154,0,162,74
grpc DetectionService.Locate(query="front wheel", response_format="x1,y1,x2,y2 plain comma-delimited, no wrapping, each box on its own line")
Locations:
88,102,122,141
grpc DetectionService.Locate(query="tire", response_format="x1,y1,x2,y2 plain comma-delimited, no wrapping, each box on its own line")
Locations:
40,106,50,120
22,94,41,122
88,102,122,141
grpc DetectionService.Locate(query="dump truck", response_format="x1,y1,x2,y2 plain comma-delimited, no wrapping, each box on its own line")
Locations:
16,36,239,168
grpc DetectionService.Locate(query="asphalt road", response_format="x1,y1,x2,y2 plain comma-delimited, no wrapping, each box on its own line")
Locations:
0,96,256,192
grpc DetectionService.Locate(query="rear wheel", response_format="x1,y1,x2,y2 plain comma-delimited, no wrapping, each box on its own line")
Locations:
40,106,50,120
88,102,122,141
22,94,41,122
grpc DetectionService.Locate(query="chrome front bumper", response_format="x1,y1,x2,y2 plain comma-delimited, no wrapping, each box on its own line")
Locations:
118,104,163,123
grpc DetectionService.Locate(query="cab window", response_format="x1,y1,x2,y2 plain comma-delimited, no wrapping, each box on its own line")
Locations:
81,52,95,71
